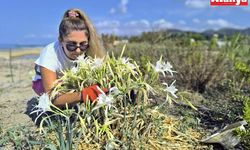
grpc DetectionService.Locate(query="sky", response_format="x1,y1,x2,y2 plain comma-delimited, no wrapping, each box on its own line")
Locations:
1,0,250,45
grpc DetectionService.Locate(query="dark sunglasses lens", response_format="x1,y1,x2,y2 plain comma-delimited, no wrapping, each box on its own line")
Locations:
66,44,77,51
66,42,89,51
79,44,89,51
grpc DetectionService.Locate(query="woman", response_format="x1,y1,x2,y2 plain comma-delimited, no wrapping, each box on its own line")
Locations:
32,8,107,107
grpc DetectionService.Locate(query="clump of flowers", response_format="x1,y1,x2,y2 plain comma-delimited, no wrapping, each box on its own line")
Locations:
32,45,201,149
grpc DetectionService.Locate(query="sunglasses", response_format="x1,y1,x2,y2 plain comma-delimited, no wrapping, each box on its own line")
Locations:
65,41,89,52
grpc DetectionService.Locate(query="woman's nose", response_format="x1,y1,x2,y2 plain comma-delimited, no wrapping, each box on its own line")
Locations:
75,47,81,53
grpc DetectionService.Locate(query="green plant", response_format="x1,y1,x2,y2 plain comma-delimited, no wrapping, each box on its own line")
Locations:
0,125,40,149
243,97,250,123
28,45,202,149
167,45,228,93
234,61,250,87
235,96,250,149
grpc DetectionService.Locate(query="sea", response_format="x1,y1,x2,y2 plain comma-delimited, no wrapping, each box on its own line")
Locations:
0,44,45,59
0,44,45,51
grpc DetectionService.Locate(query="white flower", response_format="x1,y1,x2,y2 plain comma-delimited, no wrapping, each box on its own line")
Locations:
30,93,52,123
154,60,165,76
163,61,176,76
74,54,88,64
109,87,120,96
121,57,136,70
239,120,247,132
163,80,178,98
96,86,113,109
153,59,176,76
127,63,136,70
71,66,78,74
87,115,91,124
97,94,113,108
92,58,103,68
121,57,129,64
34,93,51,112
239,124,246,131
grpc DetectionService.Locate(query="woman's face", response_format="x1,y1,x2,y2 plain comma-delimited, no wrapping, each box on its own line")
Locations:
62,31,89,60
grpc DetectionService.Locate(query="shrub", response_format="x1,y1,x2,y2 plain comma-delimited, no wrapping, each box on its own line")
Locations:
167,46,229,93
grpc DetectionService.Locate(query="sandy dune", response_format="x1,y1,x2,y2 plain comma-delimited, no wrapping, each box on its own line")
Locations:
0,58,38,129
0,48,41,59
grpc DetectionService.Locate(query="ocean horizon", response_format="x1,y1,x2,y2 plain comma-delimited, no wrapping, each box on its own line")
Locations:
0,44,44,51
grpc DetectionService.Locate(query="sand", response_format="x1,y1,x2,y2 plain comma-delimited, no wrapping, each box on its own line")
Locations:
0,48,41,59
0,56,38,129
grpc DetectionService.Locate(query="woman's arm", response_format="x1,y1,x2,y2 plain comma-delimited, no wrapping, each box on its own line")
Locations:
40,66,81,107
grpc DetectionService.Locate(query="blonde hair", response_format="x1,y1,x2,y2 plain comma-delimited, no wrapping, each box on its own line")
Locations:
59,8,105,58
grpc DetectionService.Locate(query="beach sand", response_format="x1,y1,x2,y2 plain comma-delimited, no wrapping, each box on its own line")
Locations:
0,48,41,59
0,54,39,130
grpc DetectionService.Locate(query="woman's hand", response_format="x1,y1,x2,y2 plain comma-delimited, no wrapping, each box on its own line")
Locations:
81,85,108,102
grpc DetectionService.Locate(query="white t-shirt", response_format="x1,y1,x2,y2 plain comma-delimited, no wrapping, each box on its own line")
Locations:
33,41,76,81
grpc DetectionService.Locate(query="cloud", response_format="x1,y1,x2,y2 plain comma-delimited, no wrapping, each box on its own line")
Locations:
95,20,120,28
94,18,244,36
206,19,240,28
185,0,209,8
95,19,174,35
94,18,243,36
24,34,55,39
95,20,121,35
192,18,200,24
178,20,186,25
124,20,151,34
95,20,150,35
152,19,174,30
109,8,116,14
120,0,129,13
110,0,129,14
125,20,150,28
